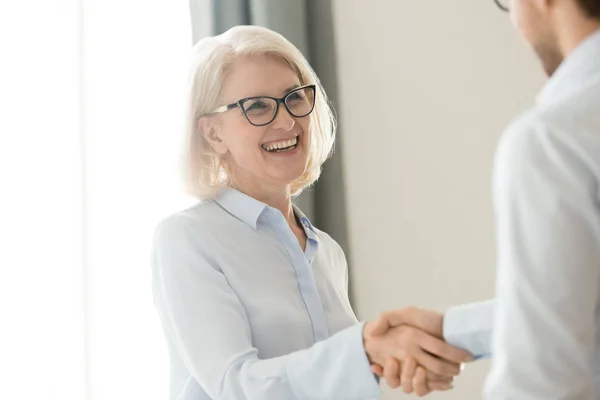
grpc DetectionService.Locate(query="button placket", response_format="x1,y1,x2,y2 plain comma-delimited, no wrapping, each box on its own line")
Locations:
266,208,329,341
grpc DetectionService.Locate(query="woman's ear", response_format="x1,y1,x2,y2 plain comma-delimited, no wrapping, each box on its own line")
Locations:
199,117,228,155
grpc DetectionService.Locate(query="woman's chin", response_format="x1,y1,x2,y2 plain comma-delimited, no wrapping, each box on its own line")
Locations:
267,168,307,187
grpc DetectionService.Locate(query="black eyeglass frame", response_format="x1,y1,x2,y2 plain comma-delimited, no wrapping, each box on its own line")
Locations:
207,84,317,127
494,0,509,12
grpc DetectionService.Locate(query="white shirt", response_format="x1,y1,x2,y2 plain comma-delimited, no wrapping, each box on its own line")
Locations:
443,30,600,399
151,187,380,399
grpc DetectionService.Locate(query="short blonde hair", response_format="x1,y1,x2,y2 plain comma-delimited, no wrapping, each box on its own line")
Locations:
182,25,336,200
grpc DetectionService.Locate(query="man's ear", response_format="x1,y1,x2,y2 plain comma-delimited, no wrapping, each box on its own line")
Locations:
199,117,228,155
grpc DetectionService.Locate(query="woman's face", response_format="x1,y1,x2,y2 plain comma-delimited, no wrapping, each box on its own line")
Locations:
202,55,313,193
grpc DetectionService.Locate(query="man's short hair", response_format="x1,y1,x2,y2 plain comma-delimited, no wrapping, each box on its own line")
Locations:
577,0,600,19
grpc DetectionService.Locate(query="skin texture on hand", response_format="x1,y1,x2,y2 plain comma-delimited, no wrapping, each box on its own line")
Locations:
365,307,474,396
372,357,454,396
370,307,445,338
363,317,471,376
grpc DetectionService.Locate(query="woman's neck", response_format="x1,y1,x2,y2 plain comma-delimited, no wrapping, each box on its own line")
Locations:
230,179,296,226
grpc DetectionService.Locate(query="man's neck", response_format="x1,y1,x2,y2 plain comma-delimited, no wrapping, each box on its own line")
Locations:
555,7,600,57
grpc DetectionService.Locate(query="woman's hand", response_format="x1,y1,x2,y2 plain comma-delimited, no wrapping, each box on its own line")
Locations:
372,357,455,396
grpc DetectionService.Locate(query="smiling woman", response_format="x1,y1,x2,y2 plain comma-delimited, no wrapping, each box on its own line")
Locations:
151,25,468,400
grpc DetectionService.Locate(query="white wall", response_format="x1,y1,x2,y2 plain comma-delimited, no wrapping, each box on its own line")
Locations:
332,1,545,399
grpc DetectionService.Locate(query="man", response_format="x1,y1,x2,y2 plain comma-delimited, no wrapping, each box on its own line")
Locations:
369,0,600,397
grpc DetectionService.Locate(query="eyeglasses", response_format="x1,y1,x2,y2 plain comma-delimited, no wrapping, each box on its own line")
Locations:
207,85,317,127
494,0,509,12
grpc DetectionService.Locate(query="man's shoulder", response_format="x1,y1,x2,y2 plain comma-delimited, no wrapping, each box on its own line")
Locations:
536,74,600,135
498,97,599,168
494,94,600,201
495,109,551,168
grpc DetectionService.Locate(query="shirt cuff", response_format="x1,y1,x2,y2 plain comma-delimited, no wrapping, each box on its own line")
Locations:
286,322,381,399
443,300,495,359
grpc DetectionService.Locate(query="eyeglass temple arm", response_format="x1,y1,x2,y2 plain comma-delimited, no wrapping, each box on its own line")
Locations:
210,102,240,114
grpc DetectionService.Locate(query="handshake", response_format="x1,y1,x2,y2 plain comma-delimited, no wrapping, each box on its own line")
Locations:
362,307,475,396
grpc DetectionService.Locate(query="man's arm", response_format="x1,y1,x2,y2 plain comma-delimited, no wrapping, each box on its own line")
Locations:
485,118,600,399
370,301,496,359
444,300,495,359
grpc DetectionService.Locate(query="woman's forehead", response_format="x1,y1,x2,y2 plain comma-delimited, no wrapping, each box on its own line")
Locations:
221,55,302,100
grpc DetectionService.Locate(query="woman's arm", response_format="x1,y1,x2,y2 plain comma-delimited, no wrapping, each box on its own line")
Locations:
152,215,380,400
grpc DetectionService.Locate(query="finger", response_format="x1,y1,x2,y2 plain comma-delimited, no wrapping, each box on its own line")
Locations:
401,356,417,394
418,332,474,363
428,380,454,391
371,364,384,377
413,366,430,397
414,349,461,377
426,371,453,383
384,358,401,389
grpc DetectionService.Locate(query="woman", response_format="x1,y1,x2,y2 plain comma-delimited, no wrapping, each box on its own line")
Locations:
151,25,470,400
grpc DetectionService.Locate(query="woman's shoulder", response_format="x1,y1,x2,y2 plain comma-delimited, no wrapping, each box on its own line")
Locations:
153,199,229,242
151,201,228,274
158,199,218,224
312,226,347,261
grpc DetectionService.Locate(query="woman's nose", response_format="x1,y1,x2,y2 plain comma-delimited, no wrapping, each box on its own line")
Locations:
271,104,296,131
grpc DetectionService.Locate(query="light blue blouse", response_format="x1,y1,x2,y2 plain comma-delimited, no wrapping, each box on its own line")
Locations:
152,187,380,399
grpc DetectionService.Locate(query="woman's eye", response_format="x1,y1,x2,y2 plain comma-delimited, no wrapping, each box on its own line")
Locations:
247,101,268,110
288,92,304,101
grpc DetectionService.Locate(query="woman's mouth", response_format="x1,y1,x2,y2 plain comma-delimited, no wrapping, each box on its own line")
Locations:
261,135,299,153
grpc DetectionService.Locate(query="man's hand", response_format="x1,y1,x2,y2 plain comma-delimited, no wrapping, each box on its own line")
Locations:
370,307,446,338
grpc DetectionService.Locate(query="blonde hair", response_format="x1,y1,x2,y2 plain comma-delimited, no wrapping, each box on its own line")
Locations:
182,25,336,200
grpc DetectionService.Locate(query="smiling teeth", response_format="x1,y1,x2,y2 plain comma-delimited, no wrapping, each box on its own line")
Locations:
263,136,298,151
